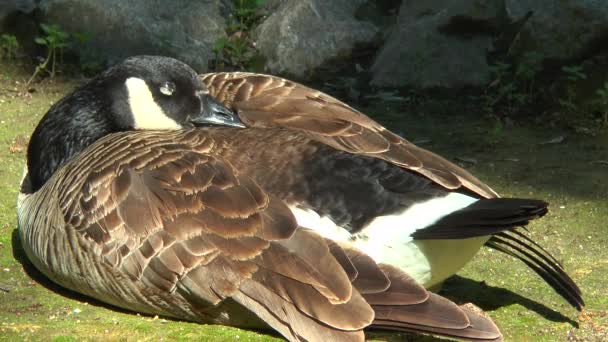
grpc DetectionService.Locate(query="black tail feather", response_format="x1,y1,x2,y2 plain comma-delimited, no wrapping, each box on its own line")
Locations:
485,230,584,311
412,198,548,239
510,229,565,269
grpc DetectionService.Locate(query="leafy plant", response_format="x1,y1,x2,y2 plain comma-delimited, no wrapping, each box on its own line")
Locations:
558,64,587,115
234,0,267,28
71,31,92,46
211,0,267,70
35,23,70,75
484,52,544,117
594,81,608,127
561,65,587,83
27,23,71,86
515,51,543,95
26,24,99,84
0,34,19,60
72,31,102,75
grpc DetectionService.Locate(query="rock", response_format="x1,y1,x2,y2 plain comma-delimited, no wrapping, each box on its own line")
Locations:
38,0,232,71
371,0,503,88
506,0,608,60
255,0,378,78
0,0,36,30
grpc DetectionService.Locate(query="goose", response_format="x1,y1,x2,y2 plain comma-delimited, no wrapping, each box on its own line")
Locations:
193,71,584,311
18,55,504,342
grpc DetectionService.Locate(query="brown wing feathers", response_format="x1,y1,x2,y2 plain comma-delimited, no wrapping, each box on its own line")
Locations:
200,72,582,313
366,265,502,341
201,72,498,198
55,131,502,341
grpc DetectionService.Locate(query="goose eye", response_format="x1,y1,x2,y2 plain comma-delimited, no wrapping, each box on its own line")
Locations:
160,81,176,96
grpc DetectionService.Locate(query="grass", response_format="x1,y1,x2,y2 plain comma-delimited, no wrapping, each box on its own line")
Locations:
0,60,607,341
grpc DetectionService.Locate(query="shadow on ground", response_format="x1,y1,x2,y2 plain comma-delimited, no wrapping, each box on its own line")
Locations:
440,275,578,327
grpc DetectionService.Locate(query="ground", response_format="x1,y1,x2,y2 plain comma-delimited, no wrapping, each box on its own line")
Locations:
0,61,606,341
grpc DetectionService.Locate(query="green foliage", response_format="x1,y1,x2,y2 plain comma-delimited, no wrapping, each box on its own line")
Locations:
71,31,102,75
561,65,587,83
483,54,605,131
234,0,267,28
71,32,92,45
211,0,267,70
0,34,19,60
36,23,70,74
213,34,252,68
483,52,544,119
593,81,608,126
27,23,71,85
515,51,543,94
27,23,99,86
557,64,587,116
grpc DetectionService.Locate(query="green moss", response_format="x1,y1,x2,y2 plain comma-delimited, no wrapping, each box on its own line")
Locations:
1,60,606,341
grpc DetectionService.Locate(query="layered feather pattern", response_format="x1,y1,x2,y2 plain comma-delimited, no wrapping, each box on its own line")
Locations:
19,130,503,341
200,72,583,311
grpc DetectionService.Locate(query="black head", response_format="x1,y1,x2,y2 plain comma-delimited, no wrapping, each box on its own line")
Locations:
26,55,243,191
104,55,244,130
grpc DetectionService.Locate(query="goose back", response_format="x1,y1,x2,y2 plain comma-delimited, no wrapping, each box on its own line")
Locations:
201,72,498,199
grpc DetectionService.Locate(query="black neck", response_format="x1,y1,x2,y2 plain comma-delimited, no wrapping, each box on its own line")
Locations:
27,85,117,192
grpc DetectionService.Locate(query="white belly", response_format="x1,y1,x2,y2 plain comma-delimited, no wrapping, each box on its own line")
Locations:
288,192,488,288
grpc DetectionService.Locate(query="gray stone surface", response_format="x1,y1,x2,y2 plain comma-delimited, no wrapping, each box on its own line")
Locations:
0,0,36,29
38,0,232,71
255,0,378,77
506,0,608,60
6,0,607,86
371,0,503,88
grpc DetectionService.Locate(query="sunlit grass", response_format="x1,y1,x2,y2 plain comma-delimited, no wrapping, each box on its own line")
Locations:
1,60,606,341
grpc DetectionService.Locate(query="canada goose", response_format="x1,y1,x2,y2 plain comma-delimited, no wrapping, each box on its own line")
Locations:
196,72,584,311
18,56,503,341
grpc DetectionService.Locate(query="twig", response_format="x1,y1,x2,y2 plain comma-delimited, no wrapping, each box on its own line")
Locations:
590,160,608,166
0,283,12,292
0,88,20,93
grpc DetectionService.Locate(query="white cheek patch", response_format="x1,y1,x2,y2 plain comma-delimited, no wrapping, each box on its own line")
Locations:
125,77,181,130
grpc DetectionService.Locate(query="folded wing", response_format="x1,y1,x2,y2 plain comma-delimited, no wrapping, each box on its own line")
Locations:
55,130,502,341
201,72,498,199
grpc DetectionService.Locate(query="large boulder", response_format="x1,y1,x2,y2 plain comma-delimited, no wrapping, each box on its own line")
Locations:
254,0,378,78
38,0,232,71
506,0,608,60
0,0,36,34
0,0,36,30
371,0,503,88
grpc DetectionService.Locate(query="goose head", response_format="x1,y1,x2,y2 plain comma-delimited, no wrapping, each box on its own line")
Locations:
26,55,244,192
111,55,244,130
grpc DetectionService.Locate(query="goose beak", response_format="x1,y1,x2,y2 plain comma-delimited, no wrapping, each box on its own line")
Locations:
189,93,245,128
